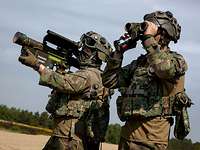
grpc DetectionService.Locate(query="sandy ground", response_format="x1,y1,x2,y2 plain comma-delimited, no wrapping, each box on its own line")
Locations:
0,130,118,150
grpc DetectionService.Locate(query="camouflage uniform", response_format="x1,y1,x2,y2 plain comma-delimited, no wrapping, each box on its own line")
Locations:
17,30,113,149
102,11,190,150
39,31,113,150
41,67,110,150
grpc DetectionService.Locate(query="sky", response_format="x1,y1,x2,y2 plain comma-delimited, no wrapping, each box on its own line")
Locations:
0,0,200,142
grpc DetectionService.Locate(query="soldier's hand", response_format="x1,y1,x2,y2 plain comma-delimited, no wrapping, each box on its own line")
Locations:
18,48,38,69
144,21,158,36
114,33,136,54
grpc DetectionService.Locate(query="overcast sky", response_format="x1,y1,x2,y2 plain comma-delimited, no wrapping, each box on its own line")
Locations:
0,0,199,142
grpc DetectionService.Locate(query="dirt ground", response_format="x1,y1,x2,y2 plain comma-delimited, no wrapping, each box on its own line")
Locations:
0,130,118,150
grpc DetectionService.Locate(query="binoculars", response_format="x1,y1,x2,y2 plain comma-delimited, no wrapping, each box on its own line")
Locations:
125,22,148,40
114,22,148,52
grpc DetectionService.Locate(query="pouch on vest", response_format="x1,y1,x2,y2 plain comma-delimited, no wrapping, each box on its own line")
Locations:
116,96,162,121
55,100,91,118
46,91,68,114
173,91,192,140
46,94,59,114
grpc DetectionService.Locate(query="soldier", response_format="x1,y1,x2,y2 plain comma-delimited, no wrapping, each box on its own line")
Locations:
18,31,113,150
102,11,191,150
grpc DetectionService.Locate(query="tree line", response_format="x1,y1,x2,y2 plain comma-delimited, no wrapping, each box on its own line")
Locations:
0,104,53,129
0,104,199,149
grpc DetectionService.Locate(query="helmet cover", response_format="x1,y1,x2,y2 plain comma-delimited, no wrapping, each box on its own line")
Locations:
144,11,181,43
80,31,113,62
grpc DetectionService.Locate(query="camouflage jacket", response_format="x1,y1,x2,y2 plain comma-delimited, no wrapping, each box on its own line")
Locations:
102,36,188,118
39,67,110,118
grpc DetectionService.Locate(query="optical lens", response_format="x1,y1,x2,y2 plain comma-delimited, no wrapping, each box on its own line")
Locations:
85,37,96,47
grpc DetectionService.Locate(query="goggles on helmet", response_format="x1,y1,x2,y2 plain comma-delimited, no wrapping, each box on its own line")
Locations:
80,31,113,62
80,34,97,48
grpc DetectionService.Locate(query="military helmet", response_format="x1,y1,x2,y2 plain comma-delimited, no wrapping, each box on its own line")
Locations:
144,11,181,43
80,31,112,62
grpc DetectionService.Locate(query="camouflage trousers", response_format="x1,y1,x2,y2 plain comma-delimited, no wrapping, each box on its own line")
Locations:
118,137,168,150
42,117,100,150
43,136,101,150
43,136,84,150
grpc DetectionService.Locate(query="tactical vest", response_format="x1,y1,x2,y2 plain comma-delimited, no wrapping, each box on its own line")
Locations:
46,68,109,117
46,68,111,141
116,52,190,122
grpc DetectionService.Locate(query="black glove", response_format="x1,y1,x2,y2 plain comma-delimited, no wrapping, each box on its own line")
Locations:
18,48,40,70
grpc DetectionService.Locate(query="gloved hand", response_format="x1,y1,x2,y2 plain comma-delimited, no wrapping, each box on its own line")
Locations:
114,33,136,54
18,48,39,70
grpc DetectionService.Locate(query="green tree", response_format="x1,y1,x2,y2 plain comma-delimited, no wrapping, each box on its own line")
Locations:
193,142,200,150
168,138,193,150
0,104,53,129
105,123,121,144
38,112,53,129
